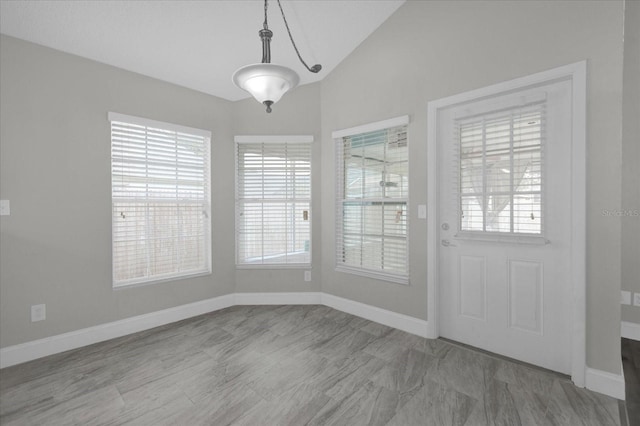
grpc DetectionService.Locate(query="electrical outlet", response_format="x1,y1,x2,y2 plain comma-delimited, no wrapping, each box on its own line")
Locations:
622,290,632,305
634,294,640,307
31,304,46,322
304,271,311,282
0,200,10,216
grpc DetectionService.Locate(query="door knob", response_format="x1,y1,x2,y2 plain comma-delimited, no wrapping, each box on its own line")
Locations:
441,223,450,231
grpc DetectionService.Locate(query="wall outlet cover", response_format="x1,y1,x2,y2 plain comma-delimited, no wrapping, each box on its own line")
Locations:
622,290,632,305
0,200,10,216
31,304,46,322
304,271,311,282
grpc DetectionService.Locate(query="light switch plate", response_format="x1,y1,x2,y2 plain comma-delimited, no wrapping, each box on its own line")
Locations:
0,200,9,216
621,290,632,305
634,293,640,307
418,204,427,219
304,271,311,282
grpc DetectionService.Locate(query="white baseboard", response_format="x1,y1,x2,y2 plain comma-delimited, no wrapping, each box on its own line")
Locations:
621,321,640,341
0,294,235,369
585,367,626,400
0,291,427,369
7,292,623,402
321,293,429,338
235,292,322,305
233,292,429,338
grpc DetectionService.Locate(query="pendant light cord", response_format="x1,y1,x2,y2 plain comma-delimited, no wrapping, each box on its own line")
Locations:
276,0,322,73
263,0,269,30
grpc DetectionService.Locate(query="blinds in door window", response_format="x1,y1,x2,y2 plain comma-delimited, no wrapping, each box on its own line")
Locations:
235,137,312,266
110,113,211,287
335,120,409,283
456,102,545,235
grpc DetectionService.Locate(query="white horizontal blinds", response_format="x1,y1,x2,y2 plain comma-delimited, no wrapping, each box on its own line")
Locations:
110,114,211,287
457,102,545,235
236,140,311,265
337,125,409,277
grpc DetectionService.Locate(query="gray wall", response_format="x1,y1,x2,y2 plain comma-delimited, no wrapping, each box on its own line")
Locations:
0,35,236,347
621,0,640,324
319,0,625,374
0,0,631,378
231,83,323,294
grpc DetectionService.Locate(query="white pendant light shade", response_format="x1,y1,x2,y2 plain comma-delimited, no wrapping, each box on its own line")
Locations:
232,63,300,105
232,0,320,113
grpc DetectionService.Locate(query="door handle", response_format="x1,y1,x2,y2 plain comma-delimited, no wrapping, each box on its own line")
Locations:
441,239,456,247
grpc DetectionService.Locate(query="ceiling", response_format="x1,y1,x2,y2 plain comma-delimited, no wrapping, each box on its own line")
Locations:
0,0,404,101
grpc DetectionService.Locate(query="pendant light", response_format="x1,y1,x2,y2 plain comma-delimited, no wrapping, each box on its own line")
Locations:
232,0,322,113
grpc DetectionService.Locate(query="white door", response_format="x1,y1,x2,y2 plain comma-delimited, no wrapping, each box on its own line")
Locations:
437,79,573,374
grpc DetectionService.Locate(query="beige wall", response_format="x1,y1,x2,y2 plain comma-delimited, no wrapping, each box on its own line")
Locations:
319,0,624,374
621,0,640,324
0,0,630,378
0,35,236,347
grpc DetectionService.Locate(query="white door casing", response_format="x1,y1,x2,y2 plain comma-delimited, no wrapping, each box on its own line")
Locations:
426,62,587,384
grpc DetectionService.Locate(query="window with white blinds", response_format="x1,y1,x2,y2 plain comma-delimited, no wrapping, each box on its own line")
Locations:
457,102,544,235
235,136,312,266
334,116,409,284
109,112,211,287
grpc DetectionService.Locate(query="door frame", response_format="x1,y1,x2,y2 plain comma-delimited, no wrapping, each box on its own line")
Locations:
426,61,587,386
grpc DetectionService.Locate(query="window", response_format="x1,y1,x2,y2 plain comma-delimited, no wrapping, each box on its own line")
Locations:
235,136,312,266
457,102,544,235
334,116,409,284
109,112,211,287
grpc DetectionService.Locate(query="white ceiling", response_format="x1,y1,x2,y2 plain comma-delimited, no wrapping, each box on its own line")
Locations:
0,0,404,101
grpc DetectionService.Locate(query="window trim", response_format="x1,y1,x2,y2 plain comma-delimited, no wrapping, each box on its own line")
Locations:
333,116,410,285
108,112,211,138
454,100,546,240
331,115,409,140
234,135,313,268
109,112,212,288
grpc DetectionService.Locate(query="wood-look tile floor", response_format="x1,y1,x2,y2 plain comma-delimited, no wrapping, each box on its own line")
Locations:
0,305,622,426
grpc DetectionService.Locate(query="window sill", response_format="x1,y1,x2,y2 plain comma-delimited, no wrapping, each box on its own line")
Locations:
113,269,212,290
236,264,311,270
454,232,550,245
335,265,409,285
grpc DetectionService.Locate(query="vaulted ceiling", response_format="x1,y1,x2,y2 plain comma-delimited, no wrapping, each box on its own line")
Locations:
0,0,405,101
